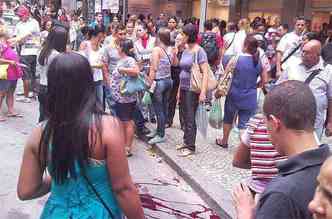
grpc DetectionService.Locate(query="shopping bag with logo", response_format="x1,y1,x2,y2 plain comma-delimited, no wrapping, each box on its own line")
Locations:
209,99,223,129
195,104,208,138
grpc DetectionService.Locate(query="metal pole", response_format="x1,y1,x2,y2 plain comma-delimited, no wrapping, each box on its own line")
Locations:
122,0,126,24
199,0,208,33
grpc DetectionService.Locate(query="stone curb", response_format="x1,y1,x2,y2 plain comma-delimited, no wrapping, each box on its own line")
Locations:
140,131,236,219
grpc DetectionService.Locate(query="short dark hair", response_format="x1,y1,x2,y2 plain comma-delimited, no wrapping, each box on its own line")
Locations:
296,16,306,22
281,23,289,30
182,23,198,44
88,26,105,39
263,80,316,131
204,20,213,31
228,22,238,32
114,24,126,33
158,28,171,46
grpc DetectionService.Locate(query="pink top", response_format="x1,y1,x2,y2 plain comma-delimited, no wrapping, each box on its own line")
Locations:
0,43,23,80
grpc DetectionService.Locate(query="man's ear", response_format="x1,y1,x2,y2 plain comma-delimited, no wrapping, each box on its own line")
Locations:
269,114,281,131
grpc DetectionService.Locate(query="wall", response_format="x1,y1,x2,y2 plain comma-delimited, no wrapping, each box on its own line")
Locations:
192,0,229,20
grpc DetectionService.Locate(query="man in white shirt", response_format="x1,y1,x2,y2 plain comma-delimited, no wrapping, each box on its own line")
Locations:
277,40,332,139
276,16,306,77
11,5,41,103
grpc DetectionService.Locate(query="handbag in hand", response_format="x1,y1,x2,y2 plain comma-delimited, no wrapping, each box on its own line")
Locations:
215,55,239,98
120,72,149,96
190,50,218,94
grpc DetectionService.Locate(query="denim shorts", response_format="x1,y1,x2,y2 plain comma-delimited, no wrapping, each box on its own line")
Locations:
223,98,255,130
114,101,136,122
0,80,17,92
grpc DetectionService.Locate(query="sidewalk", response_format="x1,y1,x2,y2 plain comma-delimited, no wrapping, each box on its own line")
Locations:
145,111,332,219
145,112,250,219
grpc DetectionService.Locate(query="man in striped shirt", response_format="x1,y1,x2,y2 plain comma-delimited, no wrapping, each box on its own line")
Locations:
233,114,286,194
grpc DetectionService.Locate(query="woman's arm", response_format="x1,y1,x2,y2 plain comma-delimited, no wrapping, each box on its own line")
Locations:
118,64,140,77
0,58,16,65
103,117,144,219
233,141,251,169
17,126,51,200
148,47,161,83
199,61,209,102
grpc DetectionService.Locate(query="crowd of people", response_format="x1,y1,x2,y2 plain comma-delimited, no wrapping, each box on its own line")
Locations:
0,1,332,218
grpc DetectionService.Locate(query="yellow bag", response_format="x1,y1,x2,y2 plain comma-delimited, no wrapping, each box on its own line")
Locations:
0,64,9,80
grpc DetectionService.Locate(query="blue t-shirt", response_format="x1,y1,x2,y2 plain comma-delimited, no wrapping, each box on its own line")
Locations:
179,47,208,90
223,54,262,110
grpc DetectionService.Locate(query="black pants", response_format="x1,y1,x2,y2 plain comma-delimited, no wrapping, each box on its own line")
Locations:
179,89,199,151
38,85,47,122
168,66,182,127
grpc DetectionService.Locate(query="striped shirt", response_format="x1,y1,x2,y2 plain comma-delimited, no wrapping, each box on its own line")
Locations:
241,114,286,193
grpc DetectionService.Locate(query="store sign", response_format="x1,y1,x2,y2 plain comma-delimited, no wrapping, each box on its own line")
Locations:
103,0,120,14
208,0,230,6
95,0,102,12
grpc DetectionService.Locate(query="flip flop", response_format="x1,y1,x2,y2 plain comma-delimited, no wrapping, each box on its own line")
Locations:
0,116,6,122
215,138,228,148
7,113,23,118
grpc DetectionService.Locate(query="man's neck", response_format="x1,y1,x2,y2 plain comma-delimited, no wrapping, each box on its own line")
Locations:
283,131,319,156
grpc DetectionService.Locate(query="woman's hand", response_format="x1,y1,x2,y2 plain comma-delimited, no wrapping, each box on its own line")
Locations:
199,92,206,103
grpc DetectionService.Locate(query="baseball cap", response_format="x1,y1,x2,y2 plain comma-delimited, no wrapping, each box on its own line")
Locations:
16,6,30,17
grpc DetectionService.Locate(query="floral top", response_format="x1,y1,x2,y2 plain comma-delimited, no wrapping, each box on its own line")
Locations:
111,56,137,103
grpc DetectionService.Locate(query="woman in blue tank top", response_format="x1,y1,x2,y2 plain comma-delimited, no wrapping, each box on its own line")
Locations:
17,52,144,219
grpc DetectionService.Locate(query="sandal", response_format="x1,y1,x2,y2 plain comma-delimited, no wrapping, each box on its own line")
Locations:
7,112,23,118
125,147,133,157
215,138,228,148
176,144,186,150
0,116,6,122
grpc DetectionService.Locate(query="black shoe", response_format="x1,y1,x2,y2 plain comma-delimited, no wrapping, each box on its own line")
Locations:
150,118,156,124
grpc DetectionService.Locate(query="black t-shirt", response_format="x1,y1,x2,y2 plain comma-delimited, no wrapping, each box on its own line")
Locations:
256,145,330,219
322,42,332,65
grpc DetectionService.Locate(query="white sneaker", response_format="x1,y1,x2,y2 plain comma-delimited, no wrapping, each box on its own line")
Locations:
28,92,34,98
177,148,194,157
16,97,31,103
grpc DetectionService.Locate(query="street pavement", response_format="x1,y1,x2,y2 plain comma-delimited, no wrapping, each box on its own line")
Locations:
0,92,220,218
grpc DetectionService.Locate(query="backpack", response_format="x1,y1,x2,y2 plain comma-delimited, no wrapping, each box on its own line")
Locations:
200,32,219,65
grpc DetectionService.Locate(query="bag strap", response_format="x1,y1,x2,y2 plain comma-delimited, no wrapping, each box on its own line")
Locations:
304,69,322,84
161,47,172,65
281,42,302,65
82,170,114,219
225,32,236,51
224,55,239,76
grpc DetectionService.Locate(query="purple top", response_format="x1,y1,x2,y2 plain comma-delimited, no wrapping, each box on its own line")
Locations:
223,54,262,110
179,47,208,90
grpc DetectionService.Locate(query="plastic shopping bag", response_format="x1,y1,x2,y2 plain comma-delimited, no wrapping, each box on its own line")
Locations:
142,91,152,106
256,88,265,114
209,99,223,129
195,104,208,138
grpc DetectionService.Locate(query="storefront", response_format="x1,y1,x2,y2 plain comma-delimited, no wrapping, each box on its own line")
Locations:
127,0,192,18
192,0,229,21
310,0,332,31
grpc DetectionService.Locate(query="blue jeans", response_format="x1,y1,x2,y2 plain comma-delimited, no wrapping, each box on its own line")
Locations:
152,78,173,137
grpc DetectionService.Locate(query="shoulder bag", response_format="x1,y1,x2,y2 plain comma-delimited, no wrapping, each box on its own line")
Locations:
190,47,218,94
215,55,240,98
